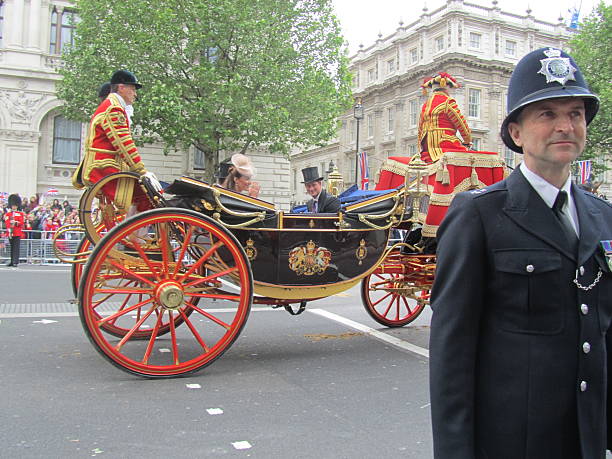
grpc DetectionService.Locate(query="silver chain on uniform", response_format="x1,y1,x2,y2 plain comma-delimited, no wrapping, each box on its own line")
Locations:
573,268,603,291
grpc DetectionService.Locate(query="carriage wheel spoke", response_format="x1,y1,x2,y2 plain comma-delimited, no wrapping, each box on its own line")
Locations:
188,302,231,330
180,306,210,352
401,296,413,315
371,291,393,308
185,292,241,301
184,266,239,289
124,239,161,280
115,305,157,351
178,241,224,282
168,311,180,365
172,225,194,278
142,312,165,364
108,260,156,287
98,297,154,325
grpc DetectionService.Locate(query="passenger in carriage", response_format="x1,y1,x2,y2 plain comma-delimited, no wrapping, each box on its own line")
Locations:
301,166,340,213
221,153,261,198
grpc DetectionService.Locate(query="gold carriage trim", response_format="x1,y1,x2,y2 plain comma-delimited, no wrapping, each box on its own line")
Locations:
288,240,331,276
429,177,487,206
245,238,258,261
355,239,368,265
380,157,412,176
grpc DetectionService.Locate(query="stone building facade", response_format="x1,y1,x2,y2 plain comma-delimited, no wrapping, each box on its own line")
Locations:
291,0,611,203
0,0,291,209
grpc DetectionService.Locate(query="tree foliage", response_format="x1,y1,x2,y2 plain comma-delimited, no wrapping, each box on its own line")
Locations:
58,0,352,178
569,1,611,179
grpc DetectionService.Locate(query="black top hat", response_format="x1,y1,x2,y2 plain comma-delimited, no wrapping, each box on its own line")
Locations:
500,47,599,153
215,159,232,182
98,82,111,99
8,193,21,209
301,166,323,184
110,70,142,89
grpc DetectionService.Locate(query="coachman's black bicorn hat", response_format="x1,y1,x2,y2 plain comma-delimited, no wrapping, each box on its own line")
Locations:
301,166,323,184
500,47,599,153
8,193,21,208
110,70,142,89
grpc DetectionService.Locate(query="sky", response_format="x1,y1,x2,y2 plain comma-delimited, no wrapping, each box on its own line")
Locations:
332,0,606,55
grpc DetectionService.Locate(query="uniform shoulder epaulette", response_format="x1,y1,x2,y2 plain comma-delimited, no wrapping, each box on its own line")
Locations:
469,180,505,199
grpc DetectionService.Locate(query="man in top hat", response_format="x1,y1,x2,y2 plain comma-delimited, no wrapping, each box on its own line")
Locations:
3,194,26,267
302,166,340,213
73,70,162,212
418,72,472,164
429,48,612,458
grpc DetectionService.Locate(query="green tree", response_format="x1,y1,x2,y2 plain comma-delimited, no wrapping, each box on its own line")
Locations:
58,0,352,180
569,1,611,181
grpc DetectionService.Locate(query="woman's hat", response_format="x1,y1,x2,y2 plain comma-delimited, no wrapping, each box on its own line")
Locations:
230,153,256,178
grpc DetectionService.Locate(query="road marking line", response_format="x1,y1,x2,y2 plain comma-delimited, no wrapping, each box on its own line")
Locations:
309,308,429,359
0,307,279,319
232,441,252,450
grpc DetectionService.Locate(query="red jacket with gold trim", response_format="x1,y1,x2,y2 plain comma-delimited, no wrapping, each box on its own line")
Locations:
3,210,25,238
80,93,146,187
418,91,472,163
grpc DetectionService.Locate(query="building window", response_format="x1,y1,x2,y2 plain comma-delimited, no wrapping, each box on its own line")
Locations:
0,1,4,46
410,47,418,63
194,148,205,170
409,99,418,127
349,119,355,141
472,138,481,150
505,40,517,56
50,8,79,54
408,144,417,155
387,59,395,73
387,107,394,133
367,113,374,138
52,116,81,164
435,36,444,52
504,147,516,168
353,72,360,88
469,32,481,49
468,88,481,118
367,68,375,83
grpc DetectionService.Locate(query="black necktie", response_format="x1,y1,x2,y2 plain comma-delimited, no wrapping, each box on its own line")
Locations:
552,190,579,256
313,200,318,212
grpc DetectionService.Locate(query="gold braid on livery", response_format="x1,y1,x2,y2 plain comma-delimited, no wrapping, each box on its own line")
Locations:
80,93,146,187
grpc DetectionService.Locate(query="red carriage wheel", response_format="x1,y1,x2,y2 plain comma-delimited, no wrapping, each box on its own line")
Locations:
71,236,92,297
78,208,253,378
361,271,428,327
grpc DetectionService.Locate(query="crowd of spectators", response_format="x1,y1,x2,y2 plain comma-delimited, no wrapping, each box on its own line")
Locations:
0,195,80,239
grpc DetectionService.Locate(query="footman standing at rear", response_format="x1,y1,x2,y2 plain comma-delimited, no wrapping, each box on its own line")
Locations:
429,47,612,458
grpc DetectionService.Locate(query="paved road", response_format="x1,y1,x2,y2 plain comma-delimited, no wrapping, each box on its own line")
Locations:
0,265,433,458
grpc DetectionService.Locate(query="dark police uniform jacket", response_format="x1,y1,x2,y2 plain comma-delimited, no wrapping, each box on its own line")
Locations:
430,168,612,459
306,189,340,213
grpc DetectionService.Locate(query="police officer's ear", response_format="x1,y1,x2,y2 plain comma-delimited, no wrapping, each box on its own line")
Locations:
507,120,524,149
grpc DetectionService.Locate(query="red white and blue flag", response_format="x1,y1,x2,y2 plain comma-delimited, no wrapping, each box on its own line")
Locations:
359,151,369,190
577,160,591,184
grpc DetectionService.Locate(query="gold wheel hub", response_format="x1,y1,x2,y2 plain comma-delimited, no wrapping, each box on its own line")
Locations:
155,281,185,310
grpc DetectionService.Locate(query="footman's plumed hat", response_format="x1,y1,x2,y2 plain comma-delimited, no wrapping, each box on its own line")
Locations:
500,47,599,153
110,70,142,89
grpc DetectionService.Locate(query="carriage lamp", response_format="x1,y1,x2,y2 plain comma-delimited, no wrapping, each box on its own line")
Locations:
326,161,344,197
403,157,430,224
353,98,364,185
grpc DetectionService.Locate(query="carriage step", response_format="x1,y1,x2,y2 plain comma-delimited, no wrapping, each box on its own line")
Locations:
275,301,307,316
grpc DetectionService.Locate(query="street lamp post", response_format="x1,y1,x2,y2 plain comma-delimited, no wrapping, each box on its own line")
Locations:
353,98,364,186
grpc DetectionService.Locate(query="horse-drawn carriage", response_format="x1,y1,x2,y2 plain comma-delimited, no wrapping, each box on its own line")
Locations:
55,152,501,378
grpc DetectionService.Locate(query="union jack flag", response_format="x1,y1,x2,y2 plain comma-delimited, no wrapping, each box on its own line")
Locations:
577,160,591,184
359,151,369,190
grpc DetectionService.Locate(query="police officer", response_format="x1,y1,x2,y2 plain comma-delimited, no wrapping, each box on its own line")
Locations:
429,48,612,458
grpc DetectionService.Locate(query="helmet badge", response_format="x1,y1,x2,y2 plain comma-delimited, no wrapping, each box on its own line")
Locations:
538,48,577,85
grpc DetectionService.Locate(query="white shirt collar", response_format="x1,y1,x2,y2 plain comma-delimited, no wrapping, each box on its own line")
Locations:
112,93,132,124
519,161,579,234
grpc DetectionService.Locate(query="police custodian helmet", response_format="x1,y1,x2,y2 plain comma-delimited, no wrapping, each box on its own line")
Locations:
500,47,599,153
110,70,142,89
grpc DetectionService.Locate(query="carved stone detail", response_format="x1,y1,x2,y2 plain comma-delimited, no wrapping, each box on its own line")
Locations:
0,129,42,142
0,91,45,123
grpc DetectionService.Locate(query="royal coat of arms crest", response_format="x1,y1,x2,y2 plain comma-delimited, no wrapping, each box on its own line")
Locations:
288,240,331,276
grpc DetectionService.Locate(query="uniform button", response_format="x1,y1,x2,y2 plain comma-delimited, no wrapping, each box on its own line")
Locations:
579,266,585,276
580,304,589,315
582,342,591,354
580,381,588,392
526,264,534,273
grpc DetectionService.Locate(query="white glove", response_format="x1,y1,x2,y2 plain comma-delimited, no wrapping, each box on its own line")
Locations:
143,171,163,193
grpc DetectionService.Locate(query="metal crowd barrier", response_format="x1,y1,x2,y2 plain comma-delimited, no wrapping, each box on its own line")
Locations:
0,230,84,266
